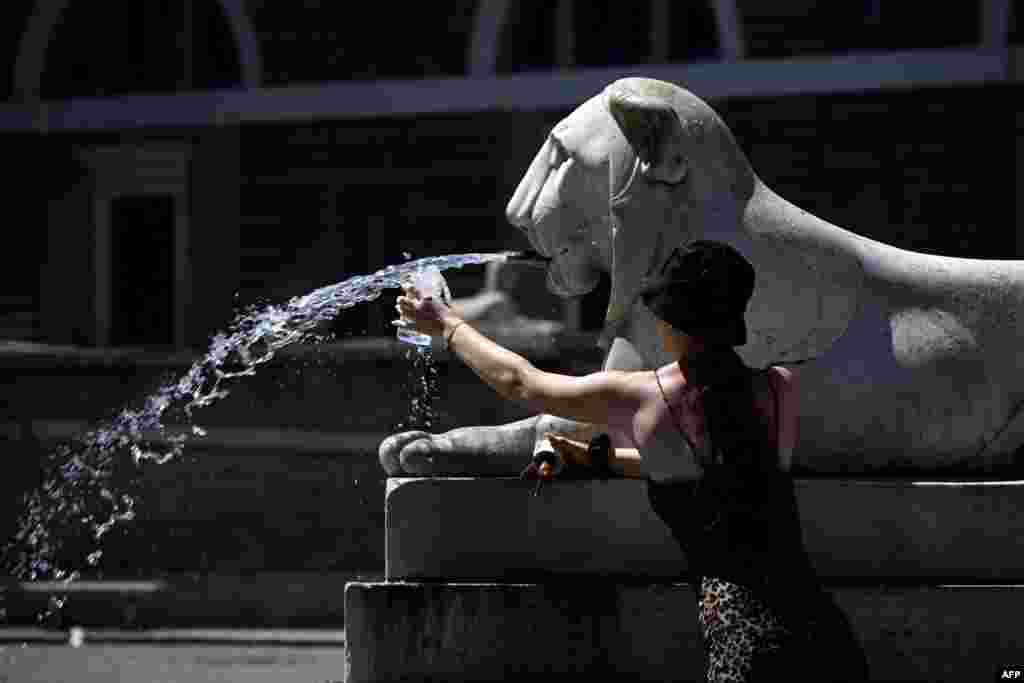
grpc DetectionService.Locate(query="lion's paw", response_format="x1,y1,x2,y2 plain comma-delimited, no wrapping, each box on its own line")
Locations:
378,431,456,475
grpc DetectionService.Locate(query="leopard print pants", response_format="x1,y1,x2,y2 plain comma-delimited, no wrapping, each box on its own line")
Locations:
699,577,793,682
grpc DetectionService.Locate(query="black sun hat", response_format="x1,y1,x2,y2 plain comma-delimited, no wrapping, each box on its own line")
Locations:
638,240,755,346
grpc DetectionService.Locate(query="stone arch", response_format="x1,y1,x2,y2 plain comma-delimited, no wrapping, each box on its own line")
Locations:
13,0,262,101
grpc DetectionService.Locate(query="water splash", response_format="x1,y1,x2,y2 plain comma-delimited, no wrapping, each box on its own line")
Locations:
394,346,443,433
2,251,516,615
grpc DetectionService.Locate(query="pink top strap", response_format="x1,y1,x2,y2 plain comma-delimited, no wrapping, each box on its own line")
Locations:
657,365,790,467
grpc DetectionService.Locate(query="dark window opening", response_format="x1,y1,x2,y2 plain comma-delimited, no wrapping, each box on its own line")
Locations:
110,195,175,347
574,1,652,67
41,0,240,98
496,0,557,73
667,1,719,62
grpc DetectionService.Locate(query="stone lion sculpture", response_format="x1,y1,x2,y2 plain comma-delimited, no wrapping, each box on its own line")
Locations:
380,77,1024,475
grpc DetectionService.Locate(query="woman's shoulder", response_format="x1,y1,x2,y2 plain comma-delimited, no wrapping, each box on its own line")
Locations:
762,365,799,418
765,365,799,468
765,364,797,391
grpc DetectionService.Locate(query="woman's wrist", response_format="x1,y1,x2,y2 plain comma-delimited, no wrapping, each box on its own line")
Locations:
441,315,465,336
442,316,467,349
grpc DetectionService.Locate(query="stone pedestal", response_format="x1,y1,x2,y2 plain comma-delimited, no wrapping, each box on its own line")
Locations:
345,581,703,683
385,477,1024,581
347,477,1024,682
345,581,1024,683
386,477,682,580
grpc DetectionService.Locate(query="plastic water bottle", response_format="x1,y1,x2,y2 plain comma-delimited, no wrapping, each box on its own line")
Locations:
395,265,452,348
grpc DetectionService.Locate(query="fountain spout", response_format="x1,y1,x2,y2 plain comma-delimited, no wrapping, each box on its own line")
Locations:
500,250,552,268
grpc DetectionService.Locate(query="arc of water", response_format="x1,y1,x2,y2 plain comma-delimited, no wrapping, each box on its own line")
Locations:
3,252,516,589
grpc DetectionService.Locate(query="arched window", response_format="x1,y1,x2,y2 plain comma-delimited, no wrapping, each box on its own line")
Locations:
40,0,242,99
15,0,260,101
248,0,478,84
491,0,726,74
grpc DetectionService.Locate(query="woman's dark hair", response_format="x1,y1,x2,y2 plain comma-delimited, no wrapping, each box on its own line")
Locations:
689,346,774,468
643,240,772,466
639,240,755,347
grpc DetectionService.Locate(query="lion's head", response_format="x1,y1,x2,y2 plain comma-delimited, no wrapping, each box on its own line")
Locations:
506,77,862,368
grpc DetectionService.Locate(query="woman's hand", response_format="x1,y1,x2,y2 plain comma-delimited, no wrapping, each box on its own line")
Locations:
395,285,457,338
545,433,592,468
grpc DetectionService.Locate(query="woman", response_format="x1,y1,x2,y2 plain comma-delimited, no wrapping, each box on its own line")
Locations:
396,240,868,682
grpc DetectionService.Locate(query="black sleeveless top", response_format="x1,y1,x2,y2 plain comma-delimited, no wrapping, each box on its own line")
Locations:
646,363,824,620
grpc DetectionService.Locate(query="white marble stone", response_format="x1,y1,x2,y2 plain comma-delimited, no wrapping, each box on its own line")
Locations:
381,76,1024,476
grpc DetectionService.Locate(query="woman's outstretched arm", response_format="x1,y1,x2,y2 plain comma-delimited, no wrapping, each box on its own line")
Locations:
397,289,647,431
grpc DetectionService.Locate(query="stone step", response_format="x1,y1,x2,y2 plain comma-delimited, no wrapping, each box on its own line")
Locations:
386,477,1024,581
344,581,1023,683
0,572,372,628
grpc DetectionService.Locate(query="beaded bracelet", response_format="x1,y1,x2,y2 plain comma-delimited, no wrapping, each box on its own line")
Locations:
444,321,467,350
587,434,614,477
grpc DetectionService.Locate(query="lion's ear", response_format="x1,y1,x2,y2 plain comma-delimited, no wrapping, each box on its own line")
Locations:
607,90,686,184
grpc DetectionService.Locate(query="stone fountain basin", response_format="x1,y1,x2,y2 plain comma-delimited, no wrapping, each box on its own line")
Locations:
386,476,1024,582
349,475,1024,682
